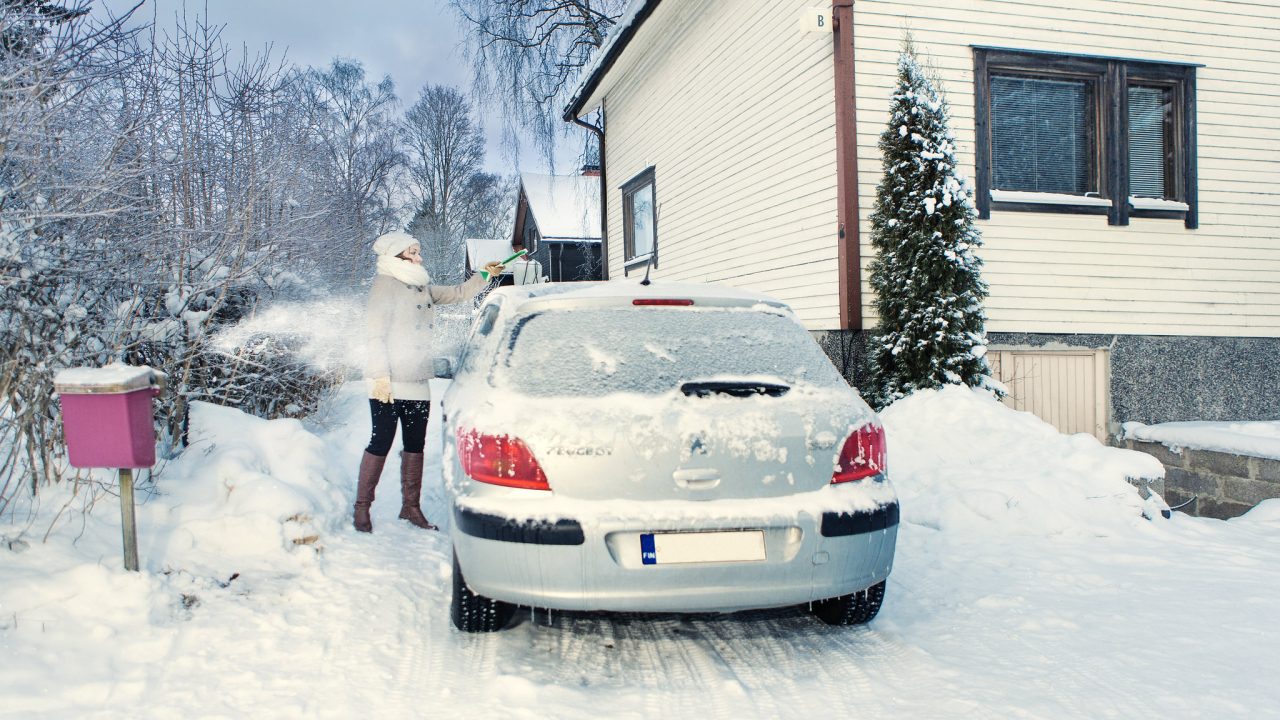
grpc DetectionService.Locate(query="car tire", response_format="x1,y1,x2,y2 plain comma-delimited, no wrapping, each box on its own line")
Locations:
450,550,515,633
810,581,886,626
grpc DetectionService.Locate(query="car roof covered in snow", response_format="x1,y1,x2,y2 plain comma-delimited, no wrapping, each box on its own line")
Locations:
486,280,792,314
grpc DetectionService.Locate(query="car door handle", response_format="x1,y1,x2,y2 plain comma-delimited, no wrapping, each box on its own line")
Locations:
673,468,721,489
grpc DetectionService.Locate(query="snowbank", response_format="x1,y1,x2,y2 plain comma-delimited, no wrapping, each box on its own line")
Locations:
881,385,1164,536
5,379,1280,718
1,400,348,581
139,401,349,576
1235,497,1280,524
1123,419,1280,461
0,398,353,715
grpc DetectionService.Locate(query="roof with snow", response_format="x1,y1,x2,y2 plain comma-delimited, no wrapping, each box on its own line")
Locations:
465,238,512,272
519,173,602,241
564,0,662,119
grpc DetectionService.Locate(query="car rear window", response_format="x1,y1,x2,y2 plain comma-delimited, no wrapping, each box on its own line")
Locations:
497,306,846,396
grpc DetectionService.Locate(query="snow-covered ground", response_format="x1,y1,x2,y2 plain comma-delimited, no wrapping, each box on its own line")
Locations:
3,379,1280,718
1125,419,1280,461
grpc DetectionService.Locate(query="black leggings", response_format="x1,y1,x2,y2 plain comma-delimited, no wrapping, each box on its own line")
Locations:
365,399,431,456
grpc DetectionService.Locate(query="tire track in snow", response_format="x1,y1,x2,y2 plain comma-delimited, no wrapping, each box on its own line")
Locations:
384,552,442,711
512,612,746,719
696,612,868,717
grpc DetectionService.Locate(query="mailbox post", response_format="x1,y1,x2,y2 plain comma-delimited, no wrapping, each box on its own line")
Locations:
53,365,165,572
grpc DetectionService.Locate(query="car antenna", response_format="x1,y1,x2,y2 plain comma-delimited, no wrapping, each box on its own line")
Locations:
640,255,653,286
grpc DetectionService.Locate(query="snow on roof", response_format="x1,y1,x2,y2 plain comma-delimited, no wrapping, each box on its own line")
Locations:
465,238,512,272
520,173,601,241
563,0,661,119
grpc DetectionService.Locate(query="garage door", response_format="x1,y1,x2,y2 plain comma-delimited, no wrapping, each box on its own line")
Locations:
988,348,1111,441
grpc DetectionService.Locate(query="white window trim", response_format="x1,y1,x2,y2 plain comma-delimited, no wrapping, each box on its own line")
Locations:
1128,196,1190,212
623,251,654,271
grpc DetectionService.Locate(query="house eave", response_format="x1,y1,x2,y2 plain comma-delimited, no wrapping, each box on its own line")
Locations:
562,0,664,121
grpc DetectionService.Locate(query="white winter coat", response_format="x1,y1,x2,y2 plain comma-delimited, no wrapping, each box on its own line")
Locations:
364,272,487,401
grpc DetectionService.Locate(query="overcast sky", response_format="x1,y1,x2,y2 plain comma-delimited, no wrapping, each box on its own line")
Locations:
98,0,578,174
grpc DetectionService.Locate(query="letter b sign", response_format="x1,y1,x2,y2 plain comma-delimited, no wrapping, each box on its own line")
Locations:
801,7,832,33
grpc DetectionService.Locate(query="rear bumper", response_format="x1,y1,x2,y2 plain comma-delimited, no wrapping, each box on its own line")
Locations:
451,501,898,613
454,507,585,545
821,503,900,537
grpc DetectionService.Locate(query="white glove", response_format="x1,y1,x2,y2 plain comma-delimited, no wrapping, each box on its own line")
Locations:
371,377,392,403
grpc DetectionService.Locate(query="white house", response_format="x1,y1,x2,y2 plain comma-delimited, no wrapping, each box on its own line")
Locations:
563,0,1280,441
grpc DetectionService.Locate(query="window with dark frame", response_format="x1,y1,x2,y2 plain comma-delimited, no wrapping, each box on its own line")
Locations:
621,166,657,267
973,48,1198,228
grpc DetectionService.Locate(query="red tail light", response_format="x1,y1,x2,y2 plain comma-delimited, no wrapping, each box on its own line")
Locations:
832,423,886,483
456,429,550,491
632,298,694,306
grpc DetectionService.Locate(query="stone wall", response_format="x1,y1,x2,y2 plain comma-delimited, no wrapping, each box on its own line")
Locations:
1124,440,1280,519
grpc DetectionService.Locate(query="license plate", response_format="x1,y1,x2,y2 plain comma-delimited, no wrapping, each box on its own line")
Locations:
640,530,766,565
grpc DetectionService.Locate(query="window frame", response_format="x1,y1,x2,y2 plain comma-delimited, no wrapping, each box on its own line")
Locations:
973,47,1198,229
620,166,658,270
522,223,539,254
457,299,503,377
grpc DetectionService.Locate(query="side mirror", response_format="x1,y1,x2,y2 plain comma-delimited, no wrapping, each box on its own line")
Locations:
433,357,455,379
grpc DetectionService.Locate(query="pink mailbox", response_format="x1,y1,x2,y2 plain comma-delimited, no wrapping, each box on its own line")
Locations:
54,365,166,469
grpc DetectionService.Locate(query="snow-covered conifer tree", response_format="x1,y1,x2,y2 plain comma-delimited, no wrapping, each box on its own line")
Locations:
868,41,993,405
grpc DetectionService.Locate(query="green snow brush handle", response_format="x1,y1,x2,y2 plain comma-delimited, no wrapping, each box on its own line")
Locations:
480,249,528,280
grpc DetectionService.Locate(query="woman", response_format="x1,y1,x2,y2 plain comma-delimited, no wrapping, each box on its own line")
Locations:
354,230,503,533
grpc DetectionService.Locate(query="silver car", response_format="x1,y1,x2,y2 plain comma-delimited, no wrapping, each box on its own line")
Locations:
437,281,898,632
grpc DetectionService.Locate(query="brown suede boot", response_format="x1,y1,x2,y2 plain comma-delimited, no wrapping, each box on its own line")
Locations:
354,451,386,533
398,451,438,530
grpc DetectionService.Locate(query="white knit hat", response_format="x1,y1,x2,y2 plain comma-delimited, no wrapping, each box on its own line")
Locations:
372,230,418,258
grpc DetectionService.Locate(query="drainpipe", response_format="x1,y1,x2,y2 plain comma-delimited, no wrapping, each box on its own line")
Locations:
832,2,862,331
572,111,609,280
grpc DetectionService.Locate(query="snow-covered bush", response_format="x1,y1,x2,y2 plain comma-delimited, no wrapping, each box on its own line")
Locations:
0,6,359,519
868,40,993,406
1,3,511,527
191,331,345,422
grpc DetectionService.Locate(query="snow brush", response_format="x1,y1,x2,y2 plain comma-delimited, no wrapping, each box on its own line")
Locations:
481,249,528,280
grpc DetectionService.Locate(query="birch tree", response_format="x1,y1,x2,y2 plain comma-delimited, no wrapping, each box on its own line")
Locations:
448,0,626,162
402,85,512,282
297,59,403,281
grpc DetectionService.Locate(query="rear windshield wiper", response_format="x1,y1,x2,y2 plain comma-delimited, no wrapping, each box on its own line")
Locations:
680,381,791,398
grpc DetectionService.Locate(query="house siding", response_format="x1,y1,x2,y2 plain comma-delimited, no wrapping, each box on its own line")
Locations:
597,0,1280,336
600,0,844,328
583,0,1280,424
852,0,1280,336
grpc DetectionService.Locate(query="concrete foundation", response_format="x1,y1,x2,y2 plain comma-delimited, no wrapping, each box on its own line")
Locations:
1122,440,1280,519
